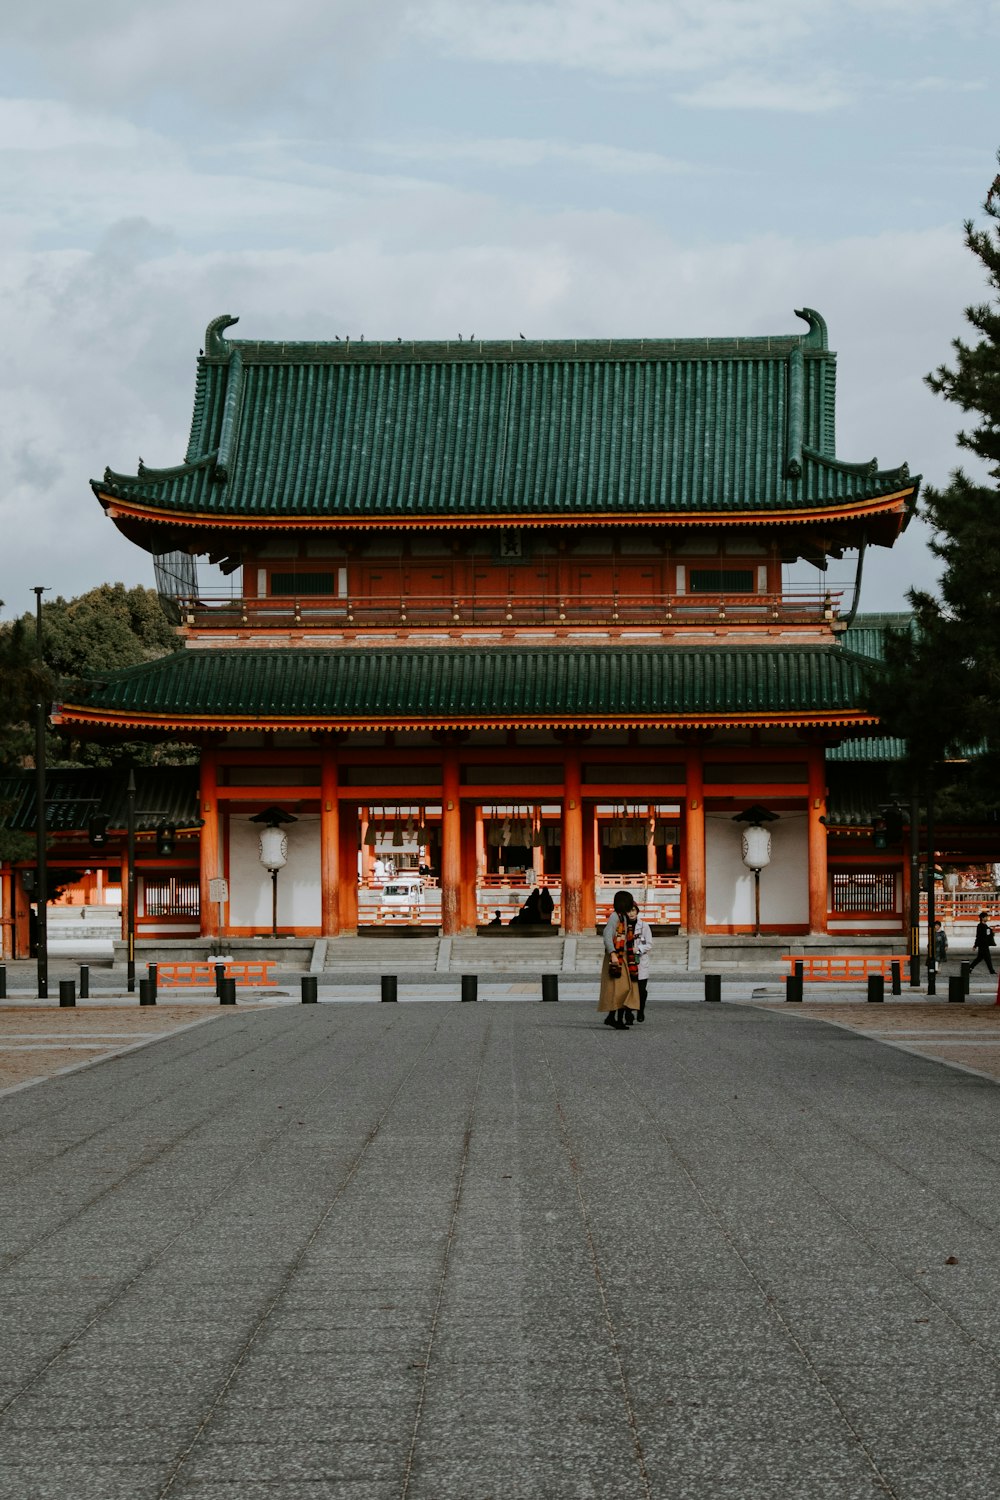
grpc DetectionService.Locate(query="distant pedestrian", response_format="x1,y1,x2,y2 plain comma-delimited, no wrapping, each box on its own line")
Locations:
934,921,948,966
969,911,996,976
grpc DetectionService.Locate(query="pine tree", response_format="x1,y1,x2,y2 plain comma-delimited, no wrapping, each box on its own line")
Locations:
868,156,1000,792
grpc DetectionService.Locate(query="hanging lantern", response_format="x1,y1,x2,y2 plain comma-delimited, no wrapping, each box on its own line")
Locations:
741,825,772,870
258,825,288,871
392,817,404,847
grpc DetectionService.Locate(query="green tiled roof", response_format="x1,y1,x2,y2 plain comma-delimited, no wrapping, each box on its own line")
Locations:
95,310,917,526
0,766,199,834
57,644,876,731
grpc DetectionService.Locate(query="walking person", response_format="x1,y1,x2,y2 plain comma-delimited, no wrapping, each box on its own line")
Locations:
933,920,948,968
969,911,996,975
598,890,652,1029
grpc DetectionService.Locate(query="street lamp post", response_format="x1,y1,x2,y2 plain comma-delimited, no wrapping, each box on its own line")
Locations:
33,586,48,999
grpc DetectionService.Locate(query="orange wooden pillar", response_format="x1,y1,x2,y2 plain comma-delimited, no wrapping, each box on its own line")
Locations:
320,751,341,936
684,742,706,934
460,803,478,929
338,805,359,932
581,803,597,930
475,806,486,881
359,807,372,887
199,751,221,938
562,746,584,934
14,872,31,958
807,746,828,933
1,865,12,959
441,748,462,934
646,804,657,882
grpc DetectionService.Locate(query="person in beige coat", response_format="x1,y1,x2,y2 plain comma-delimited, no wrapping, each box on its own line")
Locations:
598,890,653,1029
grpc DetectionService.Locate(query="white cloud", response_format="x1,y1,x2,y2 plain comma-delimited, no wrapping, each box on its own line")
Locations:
366,135,697,176
675,73,850,112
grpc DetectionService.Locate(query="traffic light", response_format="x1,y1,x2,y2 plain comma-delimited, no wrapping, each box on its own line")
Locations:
88,814,110,848
156,823,176,857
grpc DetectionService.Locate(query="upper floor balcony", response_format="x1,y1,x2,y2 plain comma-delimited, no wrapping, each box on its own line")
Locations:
173,587,844,637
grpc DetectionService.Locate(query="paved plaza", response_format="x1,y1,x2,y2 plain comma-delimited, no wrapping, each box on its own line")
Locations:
3,998,1000,1498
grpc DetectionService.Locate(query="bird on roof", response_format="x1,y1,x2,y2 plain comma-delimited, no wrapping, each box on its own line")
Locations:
458,333,463,341
335,334,340,341
519,332,525,340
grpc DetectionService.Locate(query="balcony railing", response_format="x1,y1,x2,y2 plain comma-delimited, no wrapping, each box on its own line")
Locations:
176,590,843,631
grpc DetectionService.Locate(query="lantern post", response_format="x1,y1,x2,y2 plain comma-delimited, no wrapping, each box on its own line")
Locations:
250,807,297,939
734,805,779,938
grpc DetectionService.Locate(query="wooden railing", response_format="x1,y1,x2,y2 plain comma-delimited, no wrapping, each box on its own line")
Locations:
177,589,843,632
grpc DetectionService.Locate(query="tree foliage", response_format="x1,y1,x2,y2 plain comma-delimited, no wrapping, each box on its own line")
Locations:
866,157,1000,802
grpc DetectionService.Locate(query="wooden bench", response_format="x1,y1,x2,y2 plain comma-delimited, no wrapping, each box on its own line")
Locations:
782,954,907,982
152,960,277,988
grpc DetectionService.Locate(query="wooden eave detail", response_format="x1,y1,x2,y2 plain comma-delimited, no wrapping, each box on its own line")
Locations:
54,706,880,735
97,490,915,534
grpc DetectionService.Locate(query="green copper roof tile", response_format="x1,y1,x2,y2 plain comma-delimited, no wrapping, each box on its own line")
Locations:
95,310,917,525
59,644,874,728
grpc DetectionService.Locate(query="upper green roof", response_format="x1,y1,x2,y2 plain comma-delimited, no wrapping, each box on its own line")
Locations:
95,310,917,529
57,643,877,732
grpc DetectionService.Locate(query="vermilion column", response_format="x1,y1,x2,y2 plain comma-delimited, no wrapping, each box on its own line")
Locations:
321,752,341,936
460,803,478,929
338,807,359,932
15,872,31,958
1,866,12,959
581,803,597,930
199,751,221,938
441,747,462,934
807,746,829,933
532,805,544,884
562,745,584,934
684,742,706,933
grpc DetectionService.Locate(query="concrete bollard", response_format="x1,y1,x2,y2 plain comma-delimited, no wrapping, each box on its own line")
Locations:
961,960,971,996
0,965,6,1000
867,973,885,1003
949,975,965,1004
704,974,721,1003
79,964,90,1000
147,963,158,1003
219,976,237,1005
139,978,156,1006
301,975,318,1004
59,979,76,1008
461,974,478,1002
541,974,558,1003
890,961,902,996
785,973,803,1003
380,975,398,1003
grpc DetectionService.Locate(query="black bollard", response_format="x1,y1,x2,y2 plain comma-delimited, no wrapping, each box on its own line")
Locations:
139,978,156,1006
301,975,318,1004
219,976,237,1005
59,979,76,1008
541,974,558,1003
147,963,158,1003
380,975,398,1003
927,966,937,997
0,965,6,1000
79,964,89,1000
214,962,226,998
704,974,721,1003
890,961,902,996
909,954,921,987
461,974,479,1003
785,973,803,1003
794,960,804,985
948,975,965,1004
867,973,884,1003
961,960,971,996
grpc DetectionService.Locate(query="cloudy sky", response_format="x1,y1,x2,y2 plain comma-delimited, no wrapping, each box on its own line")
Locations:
1,0,997,618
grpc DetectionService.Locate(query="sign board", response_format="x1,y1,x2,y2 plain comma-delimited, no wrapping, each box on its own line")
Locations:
209,878,229,903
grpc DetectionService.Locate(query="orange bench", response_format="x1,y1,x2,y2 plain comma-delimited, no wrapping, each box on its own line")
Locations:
783,954,907,982
152,960,277,988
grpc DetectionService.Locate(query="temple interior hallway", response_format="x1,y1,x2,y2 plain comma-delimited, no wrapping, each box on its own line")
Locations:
2,1003,1000,1498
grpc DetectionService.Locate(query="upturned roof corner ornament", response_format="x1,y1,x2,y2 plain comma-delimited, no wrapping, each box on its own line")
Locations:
204,314,239,358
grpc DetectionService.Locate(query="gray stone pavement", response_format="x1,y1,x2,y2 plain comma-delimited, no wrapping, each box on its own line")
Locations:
3,1002,1000,1498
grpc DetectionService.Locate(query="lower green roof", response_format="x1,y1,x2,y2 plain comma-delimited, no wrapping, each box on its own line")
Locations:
57,644,876,731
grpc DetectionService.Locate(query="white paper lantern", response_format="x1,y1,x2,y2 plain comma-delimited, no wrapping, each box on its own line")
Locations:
258,826,288,870
741,826,771,870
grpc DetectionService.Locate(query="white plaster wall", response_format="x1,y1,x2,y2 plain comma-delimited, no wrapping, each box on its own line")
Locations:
228,814,321,928
705,813,809,928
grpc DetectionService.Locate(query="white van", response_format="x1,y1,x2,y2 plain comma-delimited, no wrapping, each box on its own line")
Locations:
380,874,424,913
